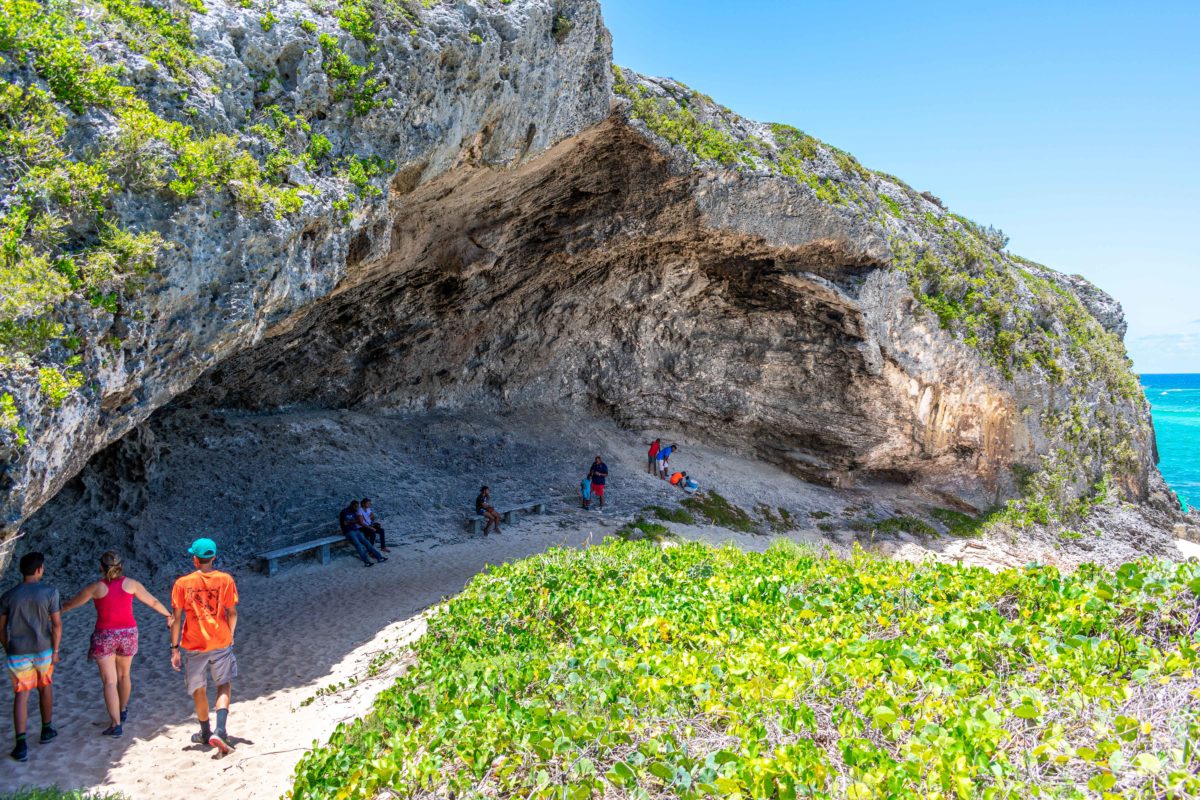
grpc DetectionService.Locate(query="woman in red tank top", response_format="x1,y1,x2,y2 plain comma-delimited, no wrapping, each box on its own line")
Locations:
62,551,171,736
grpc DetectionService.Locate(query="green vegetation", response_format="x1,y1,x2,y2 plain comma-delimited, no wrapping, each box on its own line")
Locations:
930,507,984,537
291,541,1200,799
0,0,400,431
681,491,756,533
757,504,795,532
647,505,696,525
0,789,127,800
318,34,385,117
615,518,675,543
0,391,26,445
612,66,752,169
851,515,937,537
551,13,574,43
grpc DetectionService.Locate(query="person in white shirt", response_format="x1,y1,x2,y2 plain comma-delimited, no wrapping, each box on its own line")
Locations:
357,498,389,553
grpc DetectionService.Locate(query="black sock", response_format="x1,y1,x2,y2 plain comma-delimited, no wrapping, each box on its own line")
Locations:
215,709,228,736
14,733,26,743
41,722,53,732
200,719,211,739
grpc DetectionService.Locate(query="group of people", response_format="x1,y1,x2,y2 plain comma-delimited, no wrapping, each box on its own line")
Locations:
647,439,679,480
1,539,240,762
338,498,390,567
649,440,698,492
580,456,610,511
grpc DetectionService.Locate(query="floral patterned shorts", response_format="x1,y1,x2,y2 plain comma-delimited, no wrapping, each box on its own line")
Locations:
89,627,139,660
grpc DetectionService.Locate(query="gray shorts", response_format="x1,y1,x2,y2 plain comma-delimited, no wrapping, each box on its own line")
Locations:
182,646,237,694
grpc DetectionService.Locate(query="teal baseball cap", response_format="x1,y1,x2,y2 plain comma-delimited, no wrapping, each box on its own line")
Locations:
187,537,218,558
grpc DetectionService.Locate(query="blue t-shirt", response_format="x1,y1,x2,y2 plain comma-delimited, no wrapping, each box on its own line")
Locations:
589,462,608,485
580,479,591,498
339,507,362,533
657,446,673,461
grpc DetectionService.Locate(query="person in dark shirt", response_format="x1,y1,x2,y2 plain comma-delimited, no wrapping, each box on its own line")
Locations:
339,500,386,567
0,552,61,762
475,486,502,535
587,456,609,510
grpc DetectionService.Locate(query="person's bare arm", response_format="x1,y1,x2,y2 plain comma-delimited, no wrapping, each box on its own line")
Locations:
0,613,8,652
126,579,171,621
61,582,99,614
169,606,184,670
50,611,62,664
226,607,237,641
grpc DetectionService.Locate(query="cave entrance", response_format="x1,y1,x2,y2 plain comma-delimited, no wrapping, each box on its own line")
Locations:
15,118,958,581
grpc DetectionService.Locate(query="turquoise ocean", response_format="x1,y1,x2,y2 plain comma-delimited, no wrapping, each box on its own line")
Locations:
1142,374,1200,512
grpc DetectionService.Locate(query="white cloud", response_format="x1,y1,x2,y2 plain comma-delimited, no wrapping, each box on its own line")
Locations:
1130,333,1200,374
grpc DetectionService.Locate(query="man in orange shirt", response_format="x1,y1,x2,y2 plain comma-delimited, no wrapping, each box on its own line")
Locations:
170,538,238,755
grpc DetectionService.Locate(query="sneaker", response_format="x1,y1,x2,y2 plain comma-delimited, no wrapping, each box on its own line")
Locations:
363,561,374,568
208,731,233,755
381,547,391,553
39,725,57,744
101,724,123,737
120,707,128,724
190,732,211,746
10,741,27,762
376,556,388,563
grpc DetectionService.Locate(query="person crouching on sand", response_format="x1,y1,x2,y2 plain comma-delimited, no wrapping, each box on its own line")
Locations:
61,551,171,737
170,538,239,755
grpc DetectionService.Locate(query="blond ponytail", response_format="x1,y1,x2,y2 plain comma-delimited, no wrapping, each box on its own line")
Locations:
100,551,124,582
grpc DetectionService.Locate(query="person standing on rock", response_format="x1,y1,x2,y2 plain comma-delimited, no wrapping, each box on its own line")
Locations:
170,538,239,755
647,439,661,475
61,551,171,737
587,456,609,511
1,552,61,762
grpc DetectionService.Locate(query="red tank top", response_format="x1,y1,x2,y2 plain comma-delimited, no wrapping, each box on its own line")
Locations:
94,578,136,630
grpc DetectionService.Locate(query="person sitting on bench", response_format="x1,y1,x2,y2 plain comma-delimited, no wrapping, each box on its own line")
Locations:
475,486,502,535
339,500,387,568
357,498,388,553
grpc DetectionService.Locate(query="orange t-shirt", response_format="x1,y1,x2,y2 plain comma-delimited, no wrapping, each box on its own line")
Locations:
670,472,684,485
172,569,238,652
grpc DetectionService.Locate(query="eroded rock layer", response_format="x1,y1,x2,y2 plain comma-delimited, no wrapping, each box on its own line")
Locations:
185,120,1021,506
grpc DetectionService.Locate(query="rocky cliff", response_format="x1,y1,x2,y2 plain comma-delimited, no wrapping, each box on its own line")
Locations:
0,0,1180,569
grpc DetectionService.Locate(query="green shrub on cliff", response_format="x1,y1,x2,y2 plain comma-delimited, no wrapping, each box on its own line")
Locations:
290,540,1200,799
0,0,397,419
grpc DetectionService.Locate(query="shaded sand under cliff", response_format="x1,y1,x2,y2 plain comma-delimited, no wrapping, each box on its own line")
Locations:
2,407,1188,797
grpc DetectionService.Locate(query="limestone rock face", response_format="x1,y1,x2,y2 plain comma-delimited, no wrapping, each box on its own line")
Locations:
0,0,1179,566
0,0,611,549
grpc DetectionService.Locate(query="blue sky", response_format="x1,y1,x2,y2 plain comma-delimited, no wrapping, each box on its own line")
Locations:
601,0,1199,374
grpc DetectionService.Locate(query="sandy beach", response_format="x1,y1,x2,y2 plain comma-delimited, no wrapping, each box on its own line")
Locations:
0,519,609,798
4,406,1194,798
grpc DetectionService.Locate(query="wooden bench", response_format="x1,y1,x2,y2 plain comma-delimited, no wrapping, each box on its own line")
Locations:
466,500,548,534
258,534,345,577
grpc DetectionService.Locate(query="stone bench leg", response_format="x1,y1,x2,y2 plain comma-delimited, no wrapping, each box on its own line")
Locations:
467,517,482,535
263,557,279,578
503,510,515,524
535,503,546,514
319,543,332,565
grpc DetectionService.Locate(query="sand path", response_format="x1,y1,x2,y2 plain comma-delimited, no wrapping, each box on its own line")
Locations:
1,520,603,799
